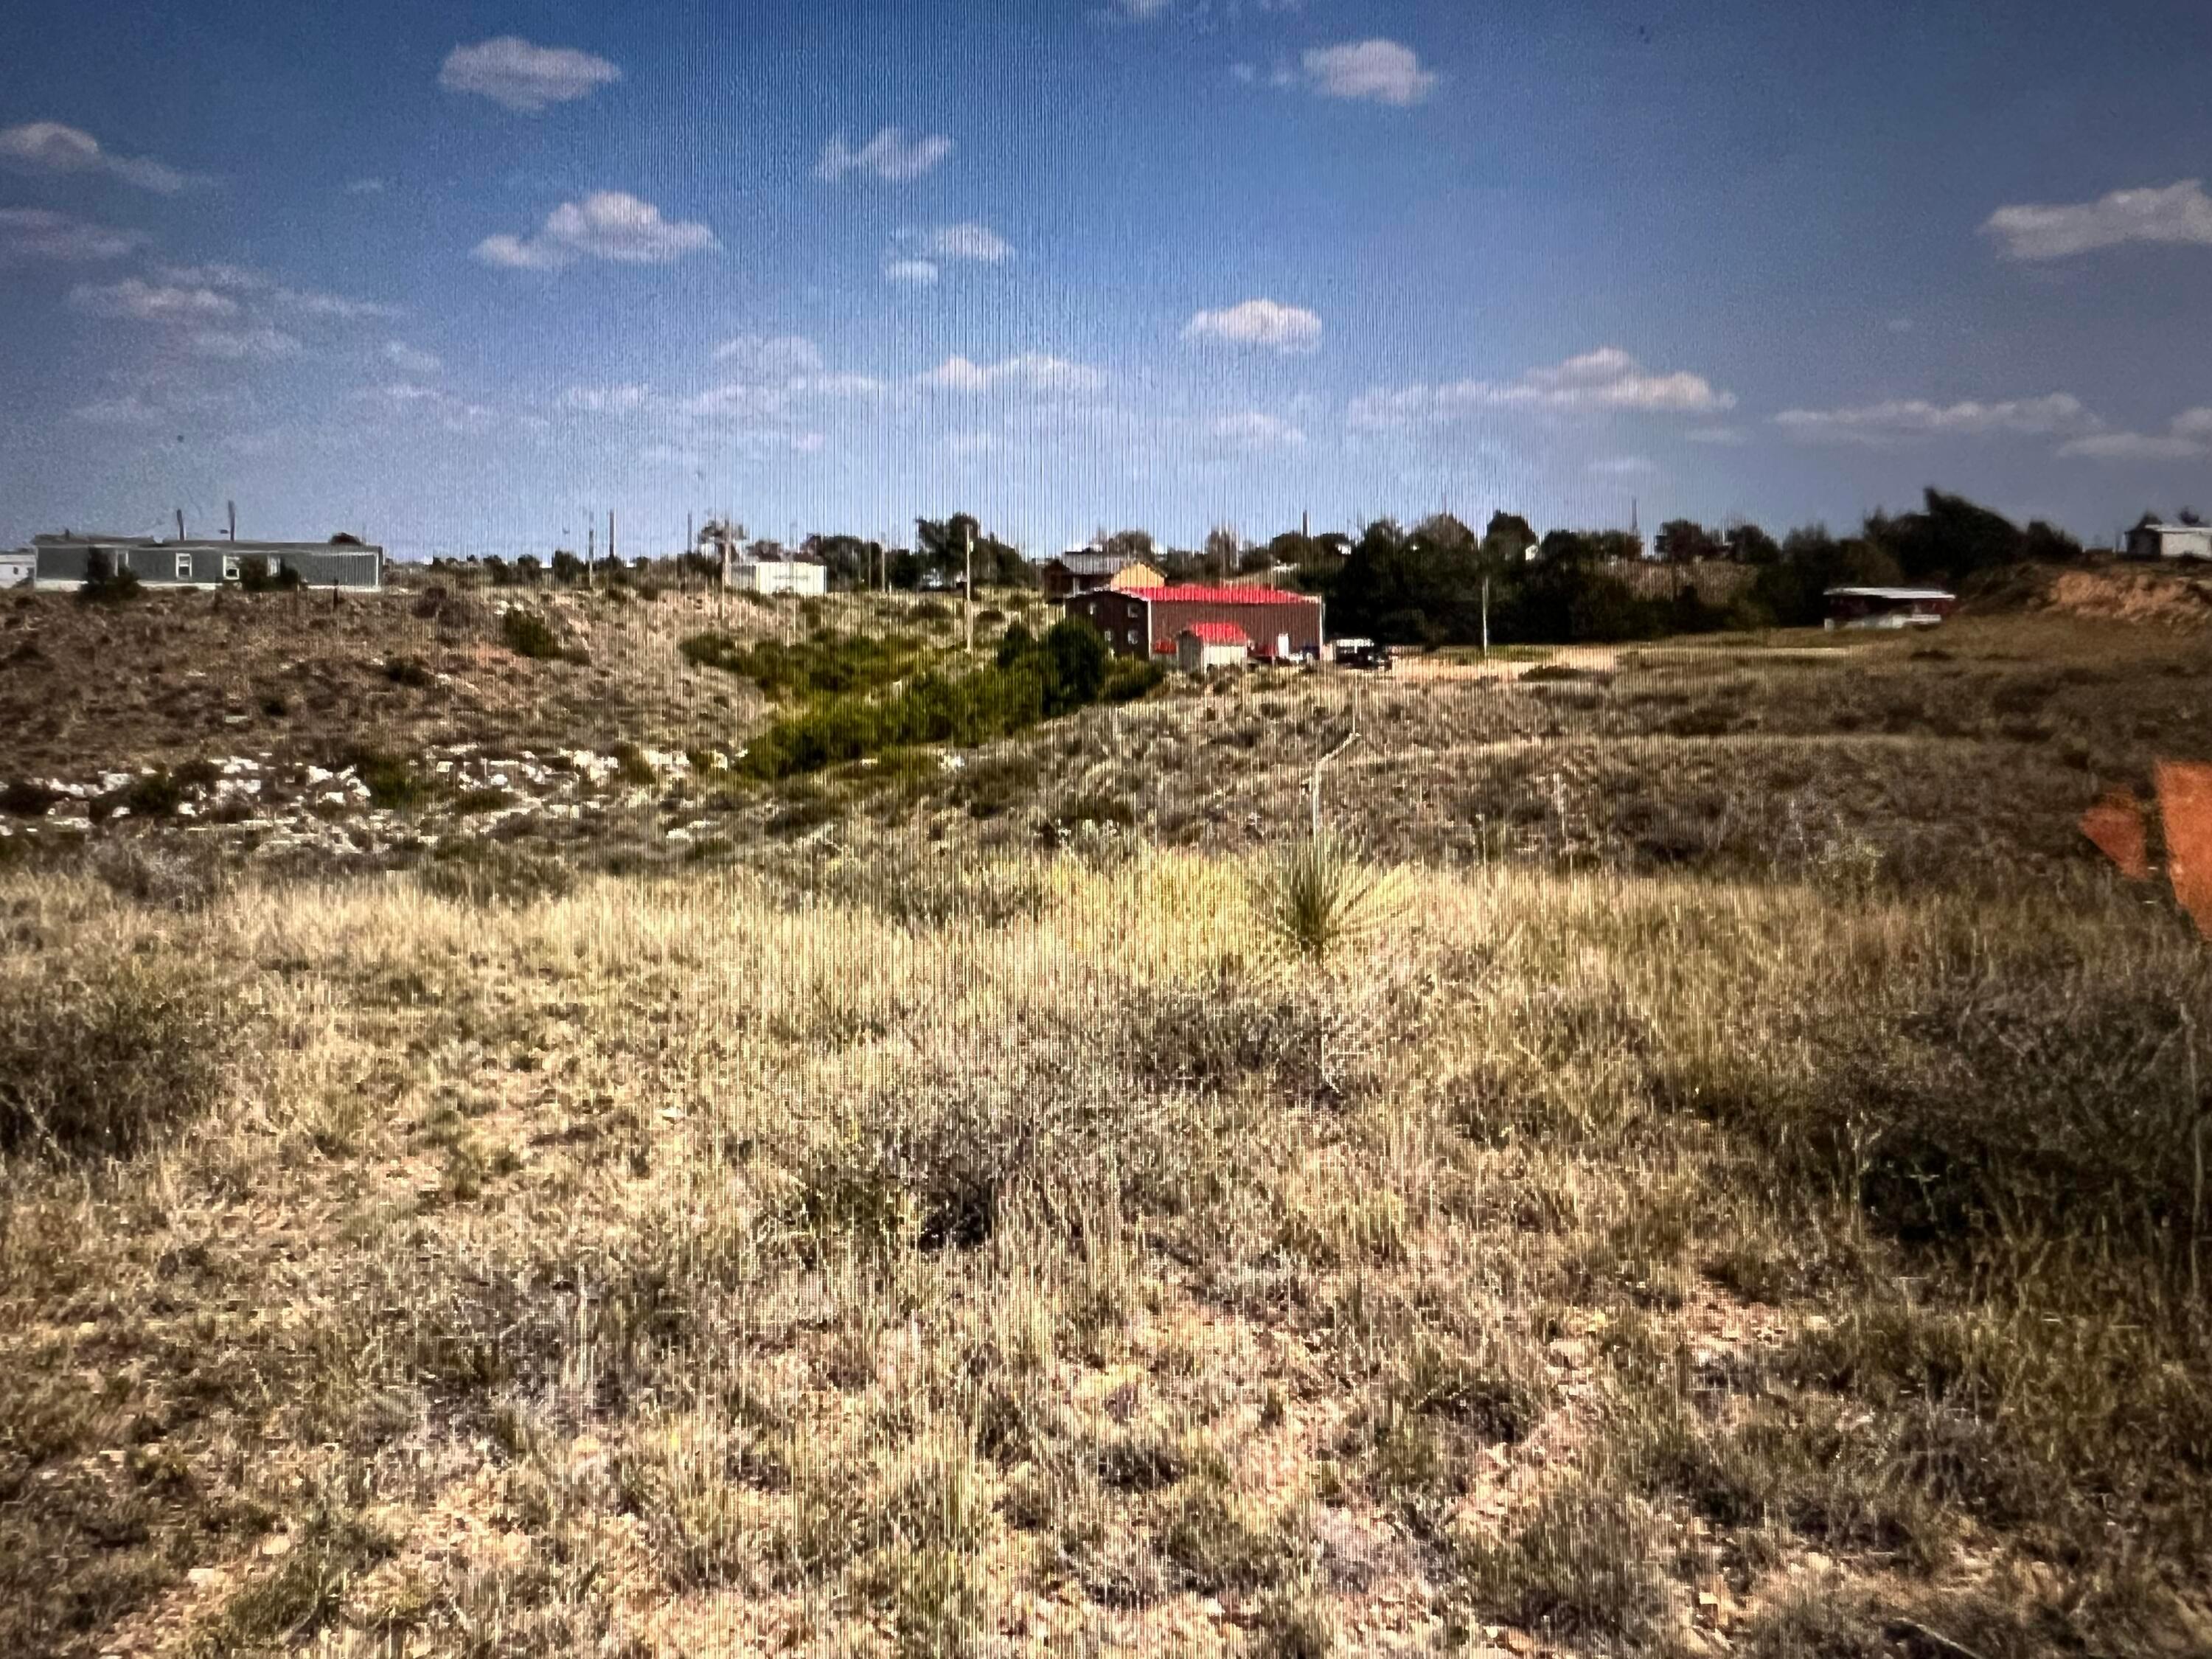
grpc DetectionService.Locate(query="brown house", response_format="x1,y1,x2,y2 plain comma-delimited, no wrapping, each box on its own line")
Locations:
1063,583,1325,662
1039,551,1165,601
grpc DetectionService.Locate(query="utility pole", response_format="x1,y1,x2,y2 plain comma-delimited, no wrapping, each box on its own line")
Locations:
1481,575,1491,661
175,509,185,541
608,509,617,584
963,519,975,653
587,521,595,589
226,501,236,541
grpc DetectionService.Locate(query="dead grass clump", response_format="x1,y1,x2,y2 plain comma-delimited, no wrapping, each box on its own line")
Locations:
0,947,229,1158
417,839,576,907
1156,1464,1304,1593
782,1068,1176,1252
1125,963,1399,1110
90,839,230,911
1453,1474,1669,1645
183,1498,394,1658
772,852,1048,931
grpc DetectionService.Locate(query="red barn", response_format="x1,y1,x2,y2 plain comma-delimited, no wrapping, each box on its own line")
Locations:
1062,583,1324,661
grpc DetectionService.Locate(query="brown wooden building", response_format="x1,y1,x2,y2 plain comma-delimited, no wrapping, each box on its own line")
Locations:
1039,551,1165,601
1062,583,1324,661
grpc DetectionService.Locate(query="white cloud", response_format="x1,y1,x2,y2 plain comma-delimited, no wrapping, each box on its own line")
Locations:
1686,425,1748,445
1182,297,1322,353
884,258,940,286
0,120,199,192
147,262,401,322
0,206,145,263
2057,407,2212,462
945,430,998,458
280,288,402,322
920,352,1107,395
554,343,883,434
383,341,442,376
71,393,166,427
1351,349,1734,430
439,38,622,113
475,192,718,270
1500,348,1733,412
1982,180,2212,261
1110,0,1176,18
558,383,652,414
346,177,389,195
1299,40,1436,105
188,327,302,361
1207,411,1307,451
802,372,888,399
2058,431,2203,462
712,335,824,378
1775,393,2096,444
816,127,953,184
1589,456,1658,476
374,381,496,434
69,278,240,323
918,222,1013,263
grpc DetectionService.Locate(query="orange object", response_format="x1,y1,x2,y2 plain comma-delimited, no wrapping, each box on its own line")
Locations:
2081,787,2151,881
2157,762,2212,937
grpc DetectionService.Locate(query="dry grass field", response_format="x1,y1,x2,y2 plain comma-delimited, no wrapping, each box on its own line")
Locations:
3,573,2211,1658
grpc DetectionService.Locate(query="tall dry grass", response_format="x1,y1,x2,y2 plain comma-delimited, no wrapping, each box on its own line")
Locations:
2,849,2206,1657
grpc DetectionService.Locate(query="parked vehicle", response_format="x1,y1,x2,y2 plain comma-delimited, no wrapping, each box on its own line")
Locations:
1333,637,1394,670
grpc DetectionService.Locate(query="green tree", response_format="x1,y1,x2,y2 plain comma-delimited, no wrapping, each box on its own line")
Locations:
1482,511,1537,563
1655,519,1722,563
1725,523,1781,565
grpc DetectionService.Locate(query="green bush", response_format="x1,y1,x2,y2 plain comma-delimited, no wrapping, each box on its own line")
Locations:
76,563,142,605
0,953,230,1159
500,608,562,660
738,618,1140,782
0,779,60,818
680,627,929,700
346,748,433,811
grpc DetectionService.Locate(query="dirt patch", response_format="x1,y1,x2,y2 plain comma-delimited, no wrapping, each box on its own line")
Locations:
2030,566,2212,627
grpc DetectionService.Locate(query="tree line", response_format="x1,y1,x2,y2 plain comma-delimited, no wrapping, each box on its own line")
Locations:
1304,490,2088,647
418,486,2096,647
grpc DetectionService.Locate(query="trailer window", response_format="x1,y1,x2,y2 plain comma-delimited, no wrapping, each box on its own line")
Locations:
222,555,240,582
175,554,192,580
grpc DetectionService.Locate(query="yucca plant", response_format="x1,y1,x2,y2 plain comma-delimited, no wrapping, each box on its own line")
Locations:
1262,828,1405,962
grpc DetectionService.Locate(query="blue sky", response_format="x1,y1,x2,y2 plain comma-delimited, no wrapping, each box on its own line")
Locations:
4,0,2212,559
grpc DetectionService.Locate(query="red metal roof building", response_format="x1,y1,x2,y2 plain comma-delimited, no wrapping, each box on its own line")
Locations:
1062,582,1325,661
1181,620,1248,644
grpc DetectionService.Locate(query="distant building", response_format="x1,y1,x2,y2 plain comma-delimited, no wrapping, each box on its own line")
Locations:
1823,586,1957,630
2126,521,2212,562
1175,621,1251,673
1064,582,1324,662
1039,550,1165,601
31,534,383,591
729,555,827,597
0,549,32,589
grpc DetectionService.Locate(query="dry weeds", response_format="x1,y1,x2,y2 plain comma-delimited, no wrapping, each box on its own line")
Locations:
3,839,2208,1657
